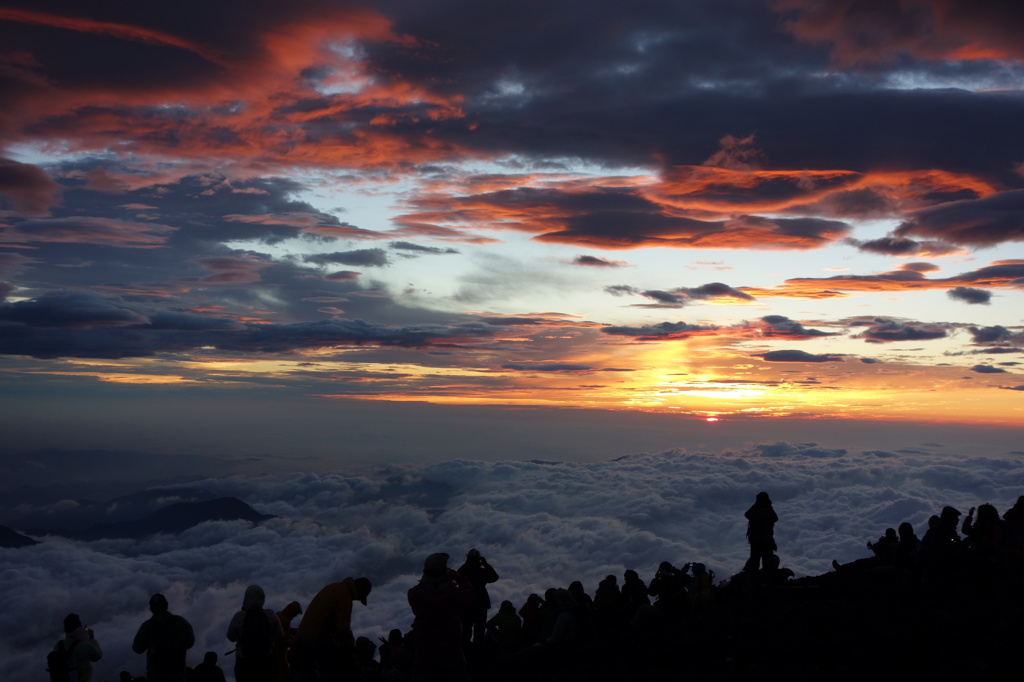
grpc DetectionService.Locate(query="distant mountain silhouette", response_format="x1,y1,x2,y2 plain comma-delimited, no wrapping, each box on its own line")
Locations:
0,524,38,548
42,497,275,540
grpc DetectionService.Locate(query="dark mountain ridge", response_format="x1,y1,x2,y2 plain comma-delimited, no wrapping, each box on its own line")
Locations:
10,496,274,541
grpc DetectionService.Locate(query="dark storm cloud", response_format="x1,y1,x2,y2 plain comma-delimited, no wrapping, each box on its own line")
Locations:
0,158,61,215
755,350,844,363
896,190,1024,247
605,282,753,307
0,290,497,358
389,241,460,255
572,255,625,267
947,286,991,305
857,318,948,343
971,365,1008,374
325,270,361,281
601,321,719,340
638,289,686,307
678,282,755,301
0,290,149,327
968,325,1024,346
759,315,836,339
845,236,958,257
304,249,391,267
501,362,594,372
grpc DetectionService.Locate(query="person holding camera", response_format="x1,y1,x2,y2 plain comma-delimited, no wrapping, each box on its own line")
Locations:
49,613,102,682
456,548,499,652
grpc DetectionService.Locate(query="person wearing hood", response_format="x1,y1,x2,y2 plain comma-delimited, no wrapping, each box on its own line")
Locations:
226,584,285,682
50,613,102,682
408,552,475,682
293,577,372,682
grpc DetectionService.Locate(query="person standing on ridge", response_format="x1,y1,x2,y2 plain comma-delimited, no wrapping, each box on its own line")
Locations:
743,491,779,572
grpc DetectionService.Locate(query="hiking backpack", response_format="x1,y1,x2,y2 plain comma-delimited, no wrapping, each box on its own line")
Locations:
46,639,80,682
239,607,274,658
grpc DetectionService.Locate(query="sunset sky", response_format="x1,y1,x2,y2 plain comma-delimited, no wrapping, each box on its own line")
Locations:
1,0,1023,460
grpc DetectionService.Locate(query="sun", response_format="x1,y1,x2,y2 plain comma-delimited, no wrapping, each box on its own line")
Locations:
705,417,720,423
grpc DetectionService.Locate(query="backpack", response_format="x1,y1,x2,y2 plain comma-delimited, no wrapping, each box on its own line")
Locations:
239,607,274,658
47,639,80,682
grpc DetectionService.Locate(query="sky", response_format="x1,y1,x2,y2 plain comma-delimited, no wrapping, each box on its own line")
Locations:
0,0,1022,455
1,3,1023,678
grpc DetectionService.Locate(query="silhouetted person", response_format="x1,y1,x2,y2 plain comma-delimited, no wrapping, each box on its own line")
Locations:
621,569,650,621
893,521,921,575
832,527,899,573
50,612,102,682
456,548,499,651
378,628,410,680
132,593,195,682
545,589,580,645
275,601,303,682
647,561,690,618
868,527,899,566
962,503,1007,564
685,562,715,611
226,584,285,682
485,600,522,653
566,581,597,641
517,594,545,647
1002,496,1024,551
192,651,226,682
355,636,380,681
293,577,372,682
744,491,779,572
919,507,963,579
593,575,626,632
408,552,474,682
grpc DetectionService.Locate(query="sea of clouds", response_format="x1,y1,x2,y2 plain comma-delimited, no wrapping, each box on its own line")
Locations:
3,442,1024,681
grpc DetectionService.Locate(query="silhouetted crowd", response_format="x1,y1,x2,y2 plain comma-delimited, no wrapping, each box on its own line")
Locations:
50,493,1024,682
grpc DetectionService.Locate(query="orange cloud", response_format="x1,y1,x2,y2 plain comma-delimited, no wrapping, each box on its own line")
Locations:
743,260,1024,298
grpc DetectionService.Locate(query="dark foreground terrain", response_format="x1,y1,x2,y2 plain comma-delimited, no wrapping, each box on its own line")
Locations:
473,570,1022,682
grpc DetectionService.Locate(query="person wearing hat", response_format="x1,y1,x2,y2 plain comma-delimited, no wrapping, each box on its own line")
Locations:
50,613,102,682
408,553,474,682
292,577,371,681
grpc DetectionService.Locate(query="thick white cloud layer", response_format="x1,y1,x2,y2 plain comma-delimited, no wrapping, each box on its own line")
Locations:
4,443,1024,681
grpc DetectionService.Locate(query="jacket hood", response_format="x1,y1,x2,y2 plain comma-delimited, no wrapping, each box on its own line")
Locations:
243,584,266,611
